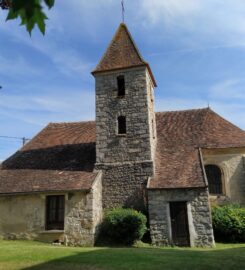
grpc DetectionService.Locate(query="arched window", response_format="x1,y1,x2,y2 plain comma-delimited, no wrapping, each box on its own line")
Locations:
205,165,222,195
118,116,126,135
117,75,125,97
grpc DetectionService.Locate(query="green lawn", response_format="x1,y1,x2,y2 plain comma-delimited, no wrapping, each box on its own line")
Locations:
0,240,244,270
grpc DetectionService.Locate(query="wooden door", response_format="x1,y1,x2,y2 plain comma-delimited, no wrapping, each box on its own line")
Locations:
170,202,190,246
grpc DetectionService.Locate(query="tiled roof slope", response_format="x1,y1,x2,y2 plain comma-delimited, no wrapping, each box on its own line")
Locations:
2,121,96,171
0,170,97,195
22,121,95,151
0,121,97,194
199,109,245,148
149,108,245,189
92,23,157,86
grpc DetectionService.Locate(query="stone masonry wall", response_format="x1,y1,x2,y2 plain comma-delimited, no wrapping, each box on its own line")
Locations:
96,161,153,211
146,70,157,159
203,149,245,205
94,67,155,211
0,176,103,246
92,172,103,240
64,192,92,246
65,174,102,246
95,67,155,163
148,188,215,247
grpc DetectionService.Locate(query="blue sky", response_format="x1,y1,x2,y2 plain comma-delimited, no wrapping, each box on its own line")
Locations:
0,0,245,161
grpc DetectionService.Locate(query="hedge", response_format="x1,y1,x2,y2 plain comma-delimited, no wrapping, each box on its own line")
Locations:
101,208,147,245
212,204,245,242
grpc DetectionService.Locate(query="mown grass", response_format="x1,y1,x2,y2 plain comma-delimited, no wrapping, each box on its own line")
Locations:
0,240,244,270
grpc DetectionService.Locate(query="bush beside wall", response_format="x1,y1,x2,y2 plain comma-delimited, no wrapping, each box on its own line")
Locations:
212,204,245,242
100,208,147,245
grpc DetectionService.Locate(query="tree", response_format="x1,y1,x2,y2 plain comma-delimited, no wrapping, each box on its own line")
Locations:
0,0,54,34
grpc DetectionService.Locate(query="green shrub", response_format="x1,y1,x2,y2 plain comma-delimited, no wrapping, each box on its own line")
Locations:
101,208,147,245
212,204,245,242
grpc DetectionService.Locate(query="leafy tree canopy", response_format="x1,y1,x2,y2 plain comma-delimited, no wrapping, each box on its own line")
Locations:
0,0,55,34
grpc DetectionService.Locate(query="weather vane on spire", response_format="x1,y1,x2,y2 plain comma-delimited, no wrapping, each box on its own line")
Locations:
121,0,125,23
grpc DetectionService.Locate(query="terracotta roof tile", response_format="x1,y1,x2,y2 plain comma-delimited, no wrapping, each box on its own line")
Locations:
149,108,245,189
92,23,157,86
200,109,245,148
2,121,96,172
22,121,96,151
0,169,98,195
0,121,97,194
150,147,205,189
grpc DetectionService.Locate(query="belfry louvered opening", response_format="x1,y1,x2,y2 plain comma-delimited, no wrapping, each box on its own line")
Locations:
118,116,126,135
117,75,125,97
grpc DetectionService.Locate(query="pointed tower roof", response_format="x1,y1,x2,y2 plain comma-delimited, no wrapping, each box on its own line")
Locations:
92,23,157,86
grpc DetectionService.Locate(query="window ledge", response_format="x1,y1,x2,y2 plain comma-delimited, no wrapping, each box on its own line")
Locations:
117,134,127,137
39,230,64,234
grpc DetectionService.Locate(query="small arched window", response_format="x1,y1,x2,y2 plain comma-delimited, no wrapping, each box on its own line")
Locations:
205,165,222,195
117,75,125,97
118,116,126,135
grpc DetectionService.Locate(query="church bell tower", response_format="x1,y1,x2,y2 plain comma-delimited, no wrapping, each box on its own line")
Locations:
92,23,157,210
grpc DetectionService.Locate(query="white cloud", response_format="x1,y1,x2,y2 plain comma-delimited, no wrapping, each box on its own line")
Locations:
23,39,93,77
0,55,41,77
50,50,93,76
0,14,93,78
0,88,95,126
148,43,245,57
209,79,245,100
140,0,200,25
140,0,245,47
3,0,245,48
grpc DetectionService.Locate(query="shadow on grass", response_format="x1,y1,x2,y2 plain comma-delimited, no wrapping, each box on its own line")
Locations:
21,246,245,270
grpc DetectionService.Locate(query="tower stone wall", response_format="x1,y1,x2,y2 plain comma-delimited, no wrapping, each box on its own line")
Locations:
94,67,156,210
95,67,156,163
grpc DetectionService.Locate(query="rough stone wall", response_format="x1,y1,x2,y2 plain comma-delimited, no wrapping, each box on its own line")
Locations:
64,192,93,246
202,149,245,205
94,67,155,210
96,161,153,211
91,172,103,240
65,174,102,246
146,71,157,159
148,188,215,247
0,176,103,246
95,67,155,163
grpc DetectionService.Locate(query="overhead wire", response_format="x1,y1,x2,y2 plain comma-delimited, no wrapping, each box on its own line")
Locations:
0,135,30,146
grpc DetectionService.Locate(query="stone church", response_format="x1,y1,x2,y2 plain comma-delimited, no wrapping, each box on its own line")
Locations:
0,23,245,247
